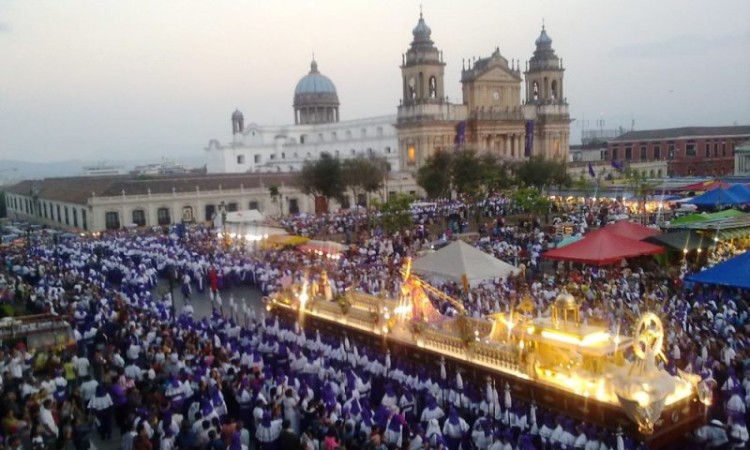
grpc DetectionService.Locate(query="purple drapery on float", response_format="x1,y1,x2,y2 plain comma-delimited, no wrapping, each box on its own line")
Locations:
524,120,534,156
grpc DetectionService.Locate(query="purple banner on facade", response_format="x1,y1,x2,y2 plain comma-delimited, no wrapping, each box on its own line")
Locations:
524,120,534,156
455,121,466,148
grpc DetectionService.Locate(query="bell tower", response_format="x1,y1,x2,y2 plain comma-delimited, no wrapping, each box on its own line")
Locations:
523,24,571,160
396,11,466,172
400,11,445,106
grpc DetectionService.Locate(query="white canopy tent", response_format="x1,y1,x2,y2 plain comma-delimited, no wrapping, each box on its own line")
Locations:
411,240,520,286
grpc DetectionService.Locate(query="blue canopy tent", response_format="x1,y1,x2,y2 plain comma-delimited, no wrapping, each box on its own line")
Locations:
687,188,747,208
727,183,750,203
686,251,750,289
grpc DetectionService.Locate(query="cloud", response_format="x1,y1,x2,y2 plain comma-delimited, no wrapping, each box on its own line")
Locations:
610,32,749,59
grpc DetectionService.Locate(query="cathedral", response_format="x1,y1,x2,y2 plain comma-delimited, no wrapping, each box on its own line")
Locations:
205,13,570,175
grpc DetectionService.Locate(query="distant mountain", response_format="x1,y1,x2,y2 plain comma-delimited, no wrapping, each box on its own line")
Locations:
0,156,207,184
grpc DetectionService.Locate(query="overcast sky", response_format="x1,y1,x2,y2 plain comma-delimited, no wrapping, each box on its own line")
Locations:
1,0,748,163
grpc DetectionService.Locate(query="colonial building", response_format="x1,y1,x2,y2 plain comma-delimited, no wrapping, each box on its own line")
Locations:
606,126,750,177
209,13,571,175
4,173,420,232
735,142,750,176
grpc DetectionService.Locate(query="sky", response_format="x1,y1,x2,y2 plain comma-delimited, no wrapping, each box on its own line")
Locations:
0,0,749,164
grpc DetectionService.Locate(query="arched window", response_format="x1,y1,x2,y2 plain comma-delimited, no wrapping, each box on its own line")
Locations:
237,155,245,164
551,80,558,100
105,212,120,230
429,76,437,98
532,82,539,101
157,207,171,225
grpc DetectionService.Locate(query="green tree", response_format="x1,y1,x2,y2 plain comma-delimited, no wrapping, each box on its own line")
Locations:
298,153,343,212
374,193,414,235
514,155,571,190
623,168,658,223
512,187,550,215
341,157,384,209
416,150,452,199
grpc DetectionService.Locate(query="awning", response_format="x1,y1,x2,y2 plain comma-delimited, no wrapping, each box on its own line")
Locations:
644,230,714,252
717,226,750,241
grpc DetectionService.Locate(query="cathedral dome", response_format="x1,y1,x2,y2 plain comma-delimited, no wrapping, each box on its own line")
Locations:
294,60,338,95
535,26,553,47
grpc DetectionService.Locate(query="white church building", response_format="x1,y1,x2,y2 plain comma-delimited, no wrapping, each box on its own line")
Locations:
205,60,400,174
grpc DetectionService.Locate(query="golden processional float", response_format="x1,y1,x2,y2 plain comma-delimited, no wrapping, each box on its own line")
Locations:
266,259,706,448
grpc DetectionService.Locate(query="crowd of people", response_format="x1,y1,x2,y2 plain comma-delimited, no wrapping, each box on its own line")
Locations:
0,196,747,450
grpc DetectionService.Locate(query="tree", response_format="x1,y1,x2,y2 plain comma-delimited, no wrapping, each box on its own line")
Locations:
416,150,452,199
512,187,550,215
268,185,282,217
374,193,414,235
514,155,571,190
623,168,658,223
341,157,384,209
298,153,344,212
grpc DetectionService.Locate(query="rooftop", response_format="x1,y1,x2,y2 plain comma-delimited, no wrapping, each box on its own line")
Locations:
6,173,300,205
611,126,750,143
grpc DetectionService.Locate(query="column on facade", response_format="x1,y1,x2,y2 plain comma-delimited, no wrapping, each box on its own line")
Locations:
520,134,526,158
505,135,511,158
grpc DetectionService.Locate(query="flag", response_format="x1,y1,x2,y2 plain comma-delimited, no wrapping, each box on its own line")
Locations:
611,160,624,172
588,162,596,178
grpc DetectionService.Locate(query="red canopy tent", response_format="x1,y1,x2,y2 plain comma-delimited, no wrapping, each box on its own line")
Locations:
601,220,661,241
543,229,664,266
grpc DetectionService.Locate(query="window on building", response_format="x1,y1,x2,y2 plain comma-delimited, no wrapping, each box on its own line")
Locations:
625,147,632,161
73,209,78,228
43,203,48,219
300,135,306,144
722,142,727,156
269,154,276,160
705,143,710,157
248,201,259,210
686,144,696,156
157,207,171,225
668,144,675,159
288,198,300,215
105,212,120,230
385,146,391,154
227,202,238,212
350,149,356,155
407,146,416,164
357,193,367,207
132,209,146,227
360,129,367,138
237,155,245,164
332,132,337,141
254,154,261,163
340,195,351,209
640,145,647,160
611,147,619,161
281,152,286,159
57,205,61,222
653,146,661,160
64,207,69,225
82,210,87,231
205,204,215,222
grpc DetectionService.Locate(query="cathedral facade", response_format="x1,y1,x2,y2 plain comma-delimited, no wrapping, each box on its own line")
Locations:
206,13,570,175
397,14,571,171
